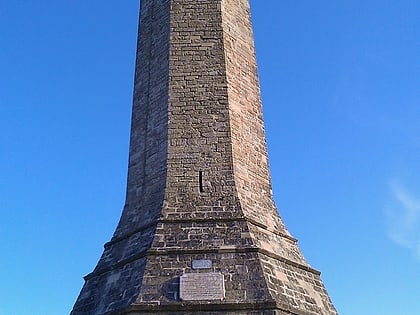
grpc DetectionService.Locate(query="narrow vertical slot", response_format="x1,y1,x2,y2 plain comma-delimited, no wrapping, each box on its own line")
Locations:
199,171,204,193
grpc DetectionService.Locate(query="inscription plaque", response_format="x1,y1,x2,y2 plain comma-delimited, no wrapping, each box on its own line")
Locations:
180,272,225,301
192,259,212,270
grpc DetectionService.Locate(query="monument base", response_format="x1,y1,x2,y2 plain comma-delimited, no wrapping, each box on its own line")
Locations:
110,301,309,315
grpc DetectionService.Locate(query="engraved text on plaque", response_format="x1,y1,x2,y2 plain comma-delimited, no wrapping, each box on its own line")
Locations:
179,272,225,301
192,259,212,270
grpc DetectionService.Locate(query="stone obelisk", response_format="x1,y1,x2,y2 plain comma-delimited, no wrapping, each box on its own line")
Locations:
71,0,338,314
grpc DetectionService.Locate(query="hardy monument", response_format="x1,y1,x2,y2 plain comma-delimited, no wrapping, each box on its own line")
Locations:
71,0,338,314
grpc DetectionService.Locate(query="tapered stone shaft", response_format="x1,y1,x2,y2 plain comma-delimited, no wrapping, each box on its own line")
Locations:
71,1,338,314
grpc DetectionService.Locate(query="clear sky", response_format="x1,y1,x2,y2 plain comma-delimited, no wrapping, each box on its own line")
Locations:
0,1,418,314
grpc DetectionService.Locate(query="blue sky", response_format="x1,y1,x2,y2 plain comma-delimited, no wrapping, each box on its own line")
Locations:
0,1,418,314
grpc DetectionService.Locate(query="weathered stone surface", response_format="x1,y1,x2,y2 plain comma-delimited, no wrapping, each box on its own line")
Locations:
71,0,338,314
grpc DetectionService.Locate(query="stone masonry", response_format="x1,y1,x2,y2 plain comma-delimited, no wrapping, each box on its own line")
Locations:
71,0,338,314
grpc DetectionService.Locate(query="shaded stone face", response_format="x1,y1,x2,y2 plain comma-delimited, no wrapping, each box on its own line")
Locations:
71,0,338,314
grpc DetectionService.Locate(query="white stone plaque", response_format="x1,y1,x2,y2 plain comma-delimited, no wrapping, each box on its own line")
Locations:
192,259,212,269
180,272,225,301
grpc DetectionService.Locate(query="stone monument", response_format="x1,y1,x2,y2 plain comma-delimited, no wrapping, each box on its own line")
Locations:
71,0,338,314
